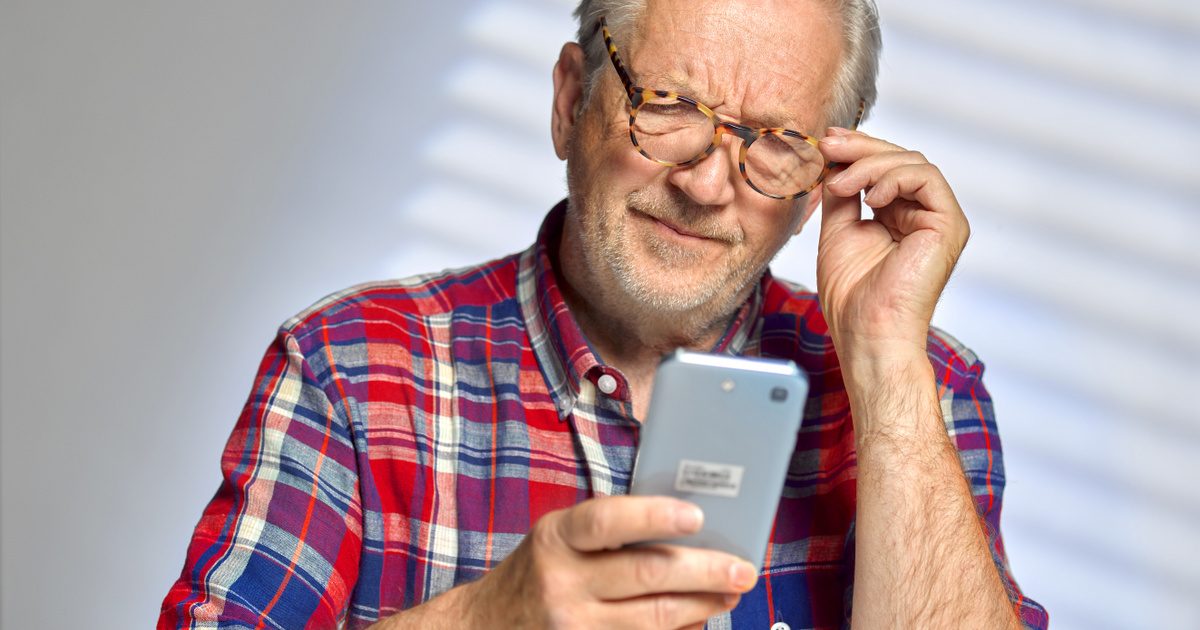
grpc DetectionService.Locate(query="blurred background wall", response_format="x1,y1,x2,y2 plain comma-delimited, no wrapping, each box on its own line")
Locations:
2,0,1197,628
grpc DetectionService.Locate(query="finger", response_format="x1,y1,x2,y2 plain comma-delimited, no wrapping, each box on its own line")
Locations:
587,545,758,599
874,205,971,263
599,592,741,630
817,128,906,164
823,149,929,199
871,200,940,239
861,164,960,221
557,496,704,552
820,172,863,237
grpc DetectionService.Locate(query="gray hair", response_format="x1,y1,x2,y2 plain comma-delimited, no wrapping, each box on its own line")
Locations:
572,0,881,129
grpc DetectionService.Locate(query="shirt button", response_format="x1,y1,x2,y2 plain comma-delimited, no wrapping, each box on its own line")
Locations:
596,374,618,395
770,623,791,630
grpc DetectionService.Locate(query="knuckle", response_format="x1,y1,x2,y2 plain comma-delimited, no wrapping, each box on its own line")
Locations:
582,503,616,547
633,551,670,590
534,546,572,585
525,546,558,594
651,594,679,628
544,606,582,630
532,509,565,549
707,554,730,587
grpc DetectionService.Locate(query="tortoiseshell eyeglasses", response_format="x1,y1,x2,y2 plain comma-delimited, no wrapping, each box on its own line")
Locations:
598,17,865,200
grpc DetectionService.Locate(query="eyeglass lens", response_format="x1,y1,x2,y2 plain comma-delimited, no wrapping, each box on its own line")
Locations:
631,94,826,198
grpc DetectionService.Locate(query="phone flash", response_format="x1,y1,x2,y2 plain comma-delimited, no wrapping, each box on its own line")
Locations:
721,379,736,392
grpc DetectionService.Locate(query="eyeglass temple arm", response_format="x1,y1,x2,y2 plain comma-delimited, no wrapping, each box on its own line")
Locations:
596,17,635,97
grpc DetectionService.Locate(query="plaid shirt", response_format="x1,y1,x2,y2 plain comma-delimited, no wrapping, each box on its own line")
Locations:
160,201,1047,629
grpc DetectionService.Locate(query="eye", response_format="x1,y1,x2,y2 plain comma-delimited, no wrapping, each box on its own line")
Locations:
639,101,696,117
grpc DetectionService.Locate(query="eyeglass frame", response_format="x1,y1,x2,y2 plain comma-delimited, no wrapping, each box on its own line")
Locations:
596,16,866,200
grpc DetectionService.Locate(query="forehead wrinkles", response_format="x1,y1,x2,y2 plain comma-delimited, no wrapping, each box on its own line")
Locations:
627,0,842,130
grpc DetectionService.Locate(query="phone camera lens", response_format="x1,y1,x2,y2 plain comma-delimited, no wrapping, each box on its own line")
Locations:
770,387,788,402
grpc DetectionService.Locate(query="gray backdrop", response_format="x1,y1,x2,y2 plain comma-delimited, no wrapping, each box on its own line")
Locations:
2,0,1198,628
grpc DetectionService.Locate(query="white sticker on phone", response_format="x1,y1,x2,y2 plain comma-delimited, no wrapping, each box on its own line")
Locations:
674,459,745,498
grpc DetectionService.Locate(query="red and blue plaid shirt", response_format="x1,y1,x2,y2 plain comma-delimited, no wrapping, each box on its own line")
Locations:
160,201,1047,629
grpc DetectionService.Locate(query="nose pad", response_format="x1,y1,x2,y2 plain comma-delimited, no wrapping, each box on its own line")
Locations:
719,123,759,146
715,123,759,177
715,124,757,180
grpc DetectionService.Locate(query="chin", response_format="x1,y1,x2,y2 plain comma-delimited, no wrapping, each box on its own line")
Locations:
612,258,744,317
580,192,760,323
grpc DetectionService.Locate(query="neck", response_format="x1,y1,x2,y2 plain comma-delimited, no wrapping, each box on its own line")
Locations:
554,218,748,390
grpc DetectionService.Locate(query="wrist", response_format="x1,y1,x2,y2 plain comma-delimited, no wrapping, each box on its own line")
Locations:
827,316,928,359
834,336,930,385
837,349,943,445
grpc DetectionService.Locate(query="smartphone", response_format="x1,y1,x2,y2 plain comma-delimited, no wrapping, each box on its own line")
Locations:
630,349,809,571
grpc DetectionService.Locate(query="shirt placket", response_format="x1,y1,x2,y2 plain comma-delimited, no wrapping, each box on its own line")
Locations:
567,366,639,497
567,377,618,497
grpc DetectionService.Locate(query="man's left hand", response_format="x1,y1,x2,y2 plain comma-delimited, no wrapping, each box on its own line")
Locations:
814,128,969,362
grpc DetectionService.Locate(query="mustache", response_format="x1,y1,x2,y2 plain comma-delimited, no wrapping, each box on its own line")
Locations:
626,189,744,244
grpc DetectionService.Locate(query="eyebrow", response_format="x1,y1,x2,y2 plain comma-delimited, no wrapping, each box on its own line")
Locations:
649,71,804,131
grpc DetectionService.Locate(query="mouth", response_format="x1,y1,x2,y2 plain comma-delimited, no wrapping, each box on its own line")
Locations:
630,208,723,244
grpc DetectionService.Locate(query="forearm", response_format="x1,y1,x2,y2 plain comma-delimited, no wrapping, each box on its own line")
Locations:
365,581,481,630
843,350,1018,629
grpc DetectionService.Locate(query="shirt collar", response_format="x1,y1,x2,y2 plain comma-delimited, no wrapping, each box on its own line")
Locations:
518,199,766,420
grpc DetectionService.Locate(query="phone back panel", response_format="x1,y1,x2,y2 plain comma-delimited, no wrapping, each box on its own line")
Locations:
630,350,809,571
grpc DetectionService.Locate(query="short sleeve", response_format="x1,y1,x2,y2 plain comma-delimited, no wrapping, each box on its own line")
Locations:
939,356,1048,629
159,330,363,629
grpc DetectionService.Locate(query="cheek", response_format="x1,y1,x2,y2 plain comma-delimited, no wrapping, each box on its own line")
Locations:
574,108,664,197
599,131,663,192
611,151,664,196
740,200,804,252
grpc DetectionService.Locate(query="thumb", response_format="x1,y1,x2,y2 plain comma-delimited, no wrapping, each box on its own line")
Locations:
820,168,862,238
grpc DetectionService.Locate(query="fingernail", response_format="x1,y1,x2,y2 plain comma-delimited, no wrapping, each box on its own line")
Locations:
827,171,845,186
676,505,704,532
826,126,851,136
820,135,846,146
729,562,757,591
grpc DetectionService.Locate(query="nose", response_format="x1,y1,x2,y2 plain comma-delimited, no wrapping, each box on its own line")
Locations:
664,131,739,207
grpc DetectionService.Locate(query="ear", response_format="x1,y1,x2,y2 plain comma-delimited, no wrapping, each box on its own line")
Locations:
794,184,824,234
551,42,586,161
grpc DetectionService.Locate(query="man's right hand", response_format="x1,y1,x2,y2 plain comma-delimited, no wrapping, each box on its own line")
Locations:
472,495,757,628
386,495,758,629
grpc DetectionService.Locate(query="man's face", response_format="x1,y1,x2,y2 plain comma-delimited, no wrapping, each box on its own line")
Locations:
558,0,844,327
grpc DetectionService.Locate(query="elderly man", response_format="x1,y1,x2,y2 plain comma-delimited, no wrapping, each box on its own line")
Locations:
161,0,1046,628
